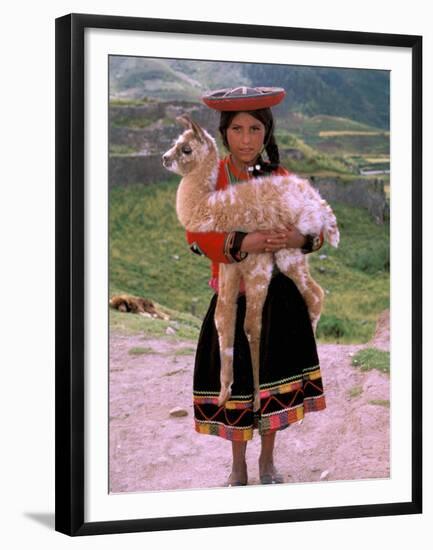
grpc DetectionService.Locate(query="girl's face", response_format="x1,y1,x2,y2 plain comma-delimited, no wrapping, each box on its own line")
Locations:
226,112,266,168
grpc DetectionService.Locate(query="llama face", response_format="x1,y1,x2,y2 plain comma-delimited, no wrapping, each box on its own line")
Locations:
162,116,217,177
162,129,198,175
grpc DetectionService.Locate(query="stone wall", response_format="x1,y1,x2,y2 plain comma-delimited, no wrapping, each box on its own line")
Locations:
108,100,388,223
110,101,219,155
109,155,388,223
310,176,388,224
109,154,172,187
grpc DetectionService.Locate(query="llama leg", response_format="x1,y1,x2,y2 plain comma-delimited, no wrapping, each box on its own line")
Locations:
240,255,273,412
214,263,242,407
305,280,325,334
275,250,324,334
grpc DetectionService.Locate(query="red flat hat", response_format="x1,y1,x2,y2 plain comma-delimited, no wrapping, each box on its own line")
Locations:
202,86,286,111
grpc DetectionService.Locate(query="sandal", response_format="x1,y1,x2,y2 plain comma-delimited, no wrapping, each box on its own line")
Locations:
259,471,285,484
226,473,248,487
226,480,248,487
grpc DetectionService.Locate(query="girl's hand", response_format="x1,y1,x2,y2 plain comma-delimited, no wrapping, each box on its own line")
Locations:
240,225,306,253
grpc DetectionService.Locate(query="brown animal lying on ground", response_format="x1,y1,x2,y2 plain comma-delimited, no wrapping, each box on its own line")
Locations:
109,294,170,320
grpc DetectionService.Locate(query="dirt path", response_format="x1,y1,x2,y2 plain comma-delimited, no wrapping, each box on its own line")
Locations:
109,311,390,493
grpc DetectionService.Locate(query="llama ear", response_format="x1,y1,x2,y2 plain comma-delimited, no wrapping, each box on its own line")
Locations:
176,115,192,129
189,119,206,142
176,115,206,142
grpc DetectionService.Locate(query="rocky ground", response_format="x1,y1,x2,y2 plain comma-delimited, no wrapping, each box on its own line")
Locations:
109,311,390,493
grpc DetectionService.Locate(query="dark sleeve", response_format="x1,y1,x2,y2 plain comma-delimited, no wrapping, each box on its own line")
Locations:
186,230,248,263
301,232,325,254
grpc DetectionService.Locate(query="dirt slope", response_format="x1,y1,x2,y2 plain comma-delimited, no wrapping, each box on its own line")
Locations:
109,312,390,493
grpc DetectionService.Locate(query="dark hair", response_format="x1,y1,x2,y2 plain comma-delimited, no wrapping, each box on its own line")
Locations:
218,108,281,176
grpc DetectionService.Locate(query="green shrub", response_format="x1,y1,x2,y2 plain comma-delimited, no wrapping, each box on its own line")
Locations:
128,347,154,355
316,314,375,343
351,348,390,374
349,241,390,274
330,203,390,275
368,399,390,407
316,314,347,339
348,386,363,399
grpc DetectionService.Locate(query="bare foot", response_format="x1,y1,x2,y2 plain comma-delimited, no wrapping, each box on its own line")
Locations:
258,459,284,484
226,464,248,486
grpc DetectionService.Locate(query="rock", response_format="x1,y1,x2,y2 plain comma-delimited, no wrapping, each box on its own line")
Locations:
319,470,330,481
169,407,188,417
319,254,327,260
285,148,305,161
166,327,176,336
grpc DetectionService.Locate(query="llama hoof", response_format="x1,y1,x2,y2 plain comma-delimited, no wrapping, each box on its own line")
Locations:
253,393,261,412
217,388,231,407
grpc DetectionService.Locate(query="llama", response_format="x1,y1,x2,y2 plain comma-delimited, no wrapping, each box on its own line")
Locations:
162,115,339,411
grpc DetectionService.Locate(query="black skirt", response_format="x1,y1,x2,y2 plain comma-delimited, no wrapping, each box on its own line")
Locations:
193,272,326,441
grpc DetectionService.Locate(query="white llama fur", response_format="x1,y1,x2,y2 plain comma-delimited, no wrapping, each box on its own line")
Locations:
162,115,340,411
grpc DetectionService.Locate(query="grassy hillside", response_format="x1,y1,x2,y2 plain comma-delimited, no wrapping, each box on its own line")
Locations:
110,57,249,101
110,57,389,130
108,98,389,178
275,113,389,175
109,180,389,344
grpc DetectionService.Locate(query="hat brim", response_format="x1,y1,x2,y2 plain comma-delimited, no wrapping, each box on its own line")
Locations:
202,87,286,111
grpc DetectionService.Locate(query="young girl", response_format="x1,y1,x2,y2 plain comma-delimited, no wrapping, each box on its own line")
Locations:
186,86,326,486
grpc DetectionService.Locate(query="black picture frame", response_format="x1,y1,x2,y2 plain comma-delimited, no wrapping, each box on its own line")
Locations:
55,12,422,536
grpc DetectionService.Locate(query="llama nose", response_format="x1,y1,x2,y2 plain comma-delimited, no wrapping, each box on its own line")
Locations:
162,153,170,166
